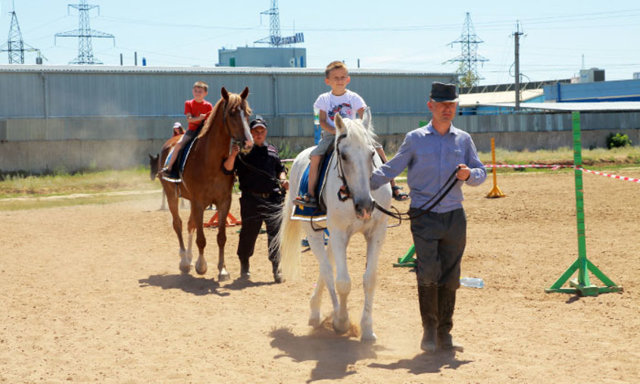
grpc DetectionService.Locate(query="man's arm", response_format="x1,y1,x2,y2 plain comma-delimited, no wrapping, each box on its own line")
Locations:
371,134,414,189
462,138,487,186
278,171,289,191
223,144,240,172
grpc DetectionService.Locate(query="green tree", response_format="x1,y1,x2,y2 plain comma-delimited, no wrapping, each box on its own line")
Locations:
456,64,480,88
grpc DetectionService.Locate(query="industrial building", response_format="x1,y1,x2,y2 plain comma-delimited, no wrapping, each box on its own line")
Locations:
2,64,639,174
218,46,307,68
0,65,456,173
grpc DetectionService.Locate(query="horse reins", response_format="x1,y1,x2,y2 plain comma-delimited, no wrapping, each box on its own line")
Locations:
236,154,287,195
334,134,461,223
373,166,461,223
305,132,461,230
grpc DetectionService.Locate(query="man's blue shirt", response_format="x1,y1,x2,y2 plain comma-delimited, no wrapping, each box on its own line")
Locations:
371,122,486,213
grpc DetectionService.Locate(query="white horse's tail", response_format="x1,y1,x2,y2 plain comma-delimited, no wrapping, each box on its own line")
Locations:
275,196,303,281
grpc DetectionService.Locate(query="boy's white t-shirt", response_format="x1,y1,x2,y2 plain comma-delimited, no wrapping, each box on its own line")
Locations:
313,90,366,129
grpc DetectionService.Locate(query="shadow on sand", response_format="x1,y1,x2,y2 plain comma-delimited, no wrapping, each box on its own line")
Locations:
269,326,385,383
138,273,277,296
138,273,228,296
368,349,472,375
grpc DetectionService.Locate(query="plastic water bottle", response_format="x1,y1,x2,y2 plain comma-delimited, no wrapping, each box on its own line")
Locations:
313,108,321,145
460,277,484,288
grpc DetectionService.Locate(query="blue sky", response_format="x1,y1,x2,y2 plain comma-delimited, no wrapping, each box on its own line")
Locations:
1,0,639,85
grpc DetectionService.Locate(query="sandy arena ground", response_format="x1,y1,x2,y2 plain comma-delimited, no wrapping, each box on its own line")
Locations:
1,170,639,383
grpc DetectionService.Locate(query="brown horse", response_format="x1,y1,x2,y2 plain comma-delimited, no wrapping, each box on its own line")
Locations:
159,87,253,280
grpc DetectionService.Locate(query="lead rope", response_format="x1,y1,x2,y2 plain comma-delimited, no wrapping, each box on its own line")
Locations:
373,166,461,224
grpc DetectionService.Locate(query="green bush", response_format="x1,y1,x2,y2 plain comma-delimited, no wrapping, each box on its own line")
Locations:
607,133,632,149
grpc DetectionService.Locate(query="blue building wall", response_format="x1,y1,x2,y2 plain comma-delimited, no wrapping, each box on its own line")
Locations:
544,79,640,102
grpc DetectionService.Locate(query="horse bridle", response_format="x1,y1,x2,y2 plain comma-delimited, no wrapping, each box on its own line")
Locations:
222,100,251,148
306,133,354,233
334,133,352,202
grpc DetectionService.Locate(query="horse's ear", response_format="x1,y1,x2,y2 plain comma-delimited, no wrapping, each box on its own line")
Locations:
362,107,372,129
221,87,229,101
335,114,347,136
240,87,249,99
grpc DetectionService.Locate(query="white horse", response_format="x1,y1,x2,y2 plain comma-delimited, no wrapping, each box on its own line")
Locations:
277,110,392,342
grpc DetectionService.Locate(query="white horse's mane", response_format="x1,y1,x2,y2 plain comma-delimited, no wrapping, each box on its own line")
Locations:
339,115,378,149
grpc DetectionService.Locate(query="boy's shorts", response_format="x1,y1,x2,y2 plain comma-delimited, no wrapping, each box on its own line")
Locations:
310,134,335,156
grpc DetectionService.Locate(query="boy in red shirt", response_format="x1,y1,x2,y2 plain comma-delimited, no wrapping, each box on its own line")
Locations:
161,81,213,176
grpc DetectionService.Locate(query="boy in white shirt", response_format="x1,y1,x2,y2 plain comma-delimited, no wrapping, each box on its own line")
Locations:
296,61,407,207
295,61,366,207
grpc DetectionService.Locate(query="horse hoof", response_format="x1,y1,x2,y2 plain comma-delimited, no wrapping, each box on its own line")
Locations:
361,332,377,343
195,260,207,275
333,318,350,335
179,262,191,274
308,317,321,328
218,270,230,282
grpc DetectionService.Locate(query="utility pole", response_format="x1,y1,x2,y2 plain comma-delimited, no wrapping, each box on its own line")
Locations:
513,21,523,111
55,0,115,64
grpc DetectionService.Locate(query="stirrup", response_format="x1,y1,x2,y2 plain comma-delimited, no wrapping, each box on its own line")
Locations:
295,193,317,208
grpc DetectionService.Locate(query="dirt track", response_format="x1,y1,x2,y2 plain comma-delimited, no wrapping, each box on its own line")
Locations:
1,170,639,383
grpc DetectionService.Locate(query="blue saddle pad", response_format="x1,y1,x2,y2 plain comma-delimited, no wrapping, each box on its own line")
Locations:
162,134,198,182
293,153,332,218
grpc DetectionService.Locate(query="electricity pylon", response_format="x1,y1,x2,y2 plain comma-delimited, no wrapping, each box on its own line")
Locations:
446,12,488,87
55,0,115,64
254,0,303,47
1,9,45,64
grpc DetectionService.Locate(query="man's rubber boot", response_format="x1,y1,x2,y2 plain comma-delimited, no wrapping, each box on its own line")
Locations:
240,258,250,279
437,287,464,352
418,284,438,353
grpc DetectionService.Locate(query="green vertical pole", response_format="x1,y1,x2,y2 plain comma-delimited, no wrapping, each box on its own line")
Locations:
546,111,622,295
572,111,590,287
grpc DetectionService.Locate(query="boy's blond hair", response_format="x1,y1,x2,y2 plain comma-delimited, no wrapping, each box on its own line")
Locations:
325,61,348,78
193,81,209,92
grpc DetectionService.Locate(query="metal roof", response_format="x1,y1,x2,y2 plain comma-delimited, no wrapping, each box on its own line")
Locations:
459,89,543,107
0,64,455,77
477,101,640,112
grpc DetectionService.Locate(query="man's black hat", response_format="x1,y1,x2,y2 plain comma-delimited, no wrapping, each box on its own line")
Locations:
430,82,459,102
